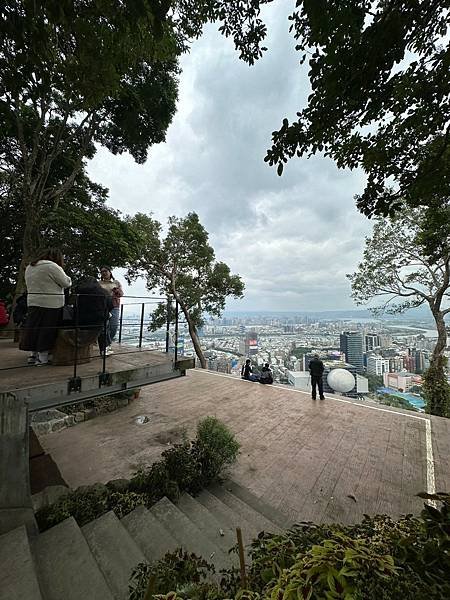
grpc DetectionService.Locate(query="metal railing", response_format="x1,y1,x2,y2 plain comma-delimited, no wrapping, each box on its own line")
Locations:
0,292,183,394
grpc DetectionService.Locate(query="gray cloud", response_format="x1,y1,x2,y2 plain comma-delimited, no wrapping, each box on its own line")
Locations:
87,5,373,311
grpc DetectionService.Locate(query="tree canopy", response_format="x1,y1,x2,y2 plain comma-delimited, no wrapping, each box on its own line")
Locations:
348,206,450,416
126,212,245,368
0,0,271,297
263,1,450,222
0,165,139,300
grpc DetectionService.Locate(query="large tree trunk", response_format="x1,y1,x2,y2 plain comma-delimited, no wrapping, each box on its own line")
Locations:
186,315,206,369
171,289,206,369
424,304,450,417
16,209,42,292
431,308,447,360
6,199,42,339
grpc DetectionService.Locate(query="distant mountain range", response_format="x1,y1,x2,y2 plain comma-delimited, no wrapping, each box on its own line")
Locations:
223,306,438,322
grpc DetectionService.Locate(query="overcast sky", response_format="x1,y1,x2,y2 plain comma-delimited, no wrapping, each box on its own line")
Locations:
87,5,373,312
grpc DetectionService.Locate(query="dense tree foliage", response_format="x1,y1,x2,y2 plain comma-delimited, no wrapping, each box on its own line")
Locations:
0,0,270,294
264,1,450,224
126,212,245,368
348,206,450,416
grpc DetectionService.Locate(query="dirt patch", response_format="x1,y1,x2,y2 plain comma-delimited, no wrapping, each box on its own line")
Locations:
153,427,186,445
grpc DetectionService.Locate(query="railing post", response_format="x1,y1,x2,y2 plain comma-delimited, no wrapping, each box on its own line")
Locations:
138,303,145,348
165,297,171,353
101,296,107,373
118,303,124,344
174,299,179,363
73,293,79,379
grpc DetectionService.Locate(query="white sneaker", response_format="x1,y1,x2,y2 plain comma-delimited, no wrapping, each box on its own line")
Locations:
35,359,49,366
106,347,114,355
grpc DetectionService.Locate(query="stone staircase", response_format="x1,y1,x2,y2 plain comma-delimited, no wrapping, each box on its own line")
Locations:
0,481,293,600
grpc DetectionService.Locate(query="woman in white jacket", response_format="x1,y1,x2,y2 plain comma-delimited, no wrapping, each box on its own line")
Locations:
19,248,71,365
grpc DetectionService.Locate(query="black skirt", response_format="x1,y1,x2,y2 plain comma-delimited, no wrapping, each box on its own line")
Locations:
19,306,63,352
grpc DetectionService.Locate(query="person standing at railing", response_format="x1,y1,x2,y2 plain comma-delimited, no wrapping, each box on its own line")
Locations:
19,247,71,366
309,354,325,400
74,277,113,355
98,266,123,355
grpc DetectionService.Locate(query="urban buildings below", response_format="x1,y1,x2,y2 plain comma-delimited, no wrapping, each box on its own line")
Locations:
238,331,258,356
367,354,390,376
340,331,364,373
383,372,423,392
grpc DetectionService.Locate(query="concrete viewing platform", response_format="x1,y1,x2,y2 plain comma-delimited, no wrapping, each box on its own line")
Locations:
0,339,193,411
39,368,450,524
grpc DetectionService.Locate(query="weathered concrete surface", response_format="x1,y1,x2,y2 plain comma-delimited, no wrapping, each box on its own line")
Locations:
31,517,113,600
82,511,145,600
37,369,450,525
0,525,43,600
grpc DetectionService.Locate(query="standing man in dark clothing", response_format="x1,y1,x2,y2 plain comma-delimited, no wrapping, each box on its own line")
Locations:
309,354,325,400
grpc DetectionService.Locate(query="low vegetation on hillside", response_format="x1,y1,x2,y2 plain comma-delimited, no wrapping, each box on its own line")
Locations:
35,417,240,531
128,493,450,600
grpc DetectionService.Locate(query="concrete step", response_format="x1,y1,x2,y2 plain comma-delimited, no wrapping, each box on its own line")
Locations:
82,511,146,600
0,525,43,600
121,505,179,563
31,517,113,600
208,485,282,538
196,489,260,544
220,480,293,529
150,497,229,571
177,493,237,557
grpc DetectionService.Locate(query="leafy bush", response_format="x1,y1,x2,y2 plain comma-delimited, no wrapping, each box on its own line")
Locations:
129,417,240,496
127,495,450,600
36,416,240,532
190,416,240,492
241,495,450,600
36,486,110,530
423,355,450,417
106,491,149,519
128,550,217,600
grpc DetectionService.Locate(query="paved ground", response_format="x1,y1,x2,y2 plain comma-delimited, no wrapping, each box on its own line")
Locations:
39,369,450,524
0,339,172,393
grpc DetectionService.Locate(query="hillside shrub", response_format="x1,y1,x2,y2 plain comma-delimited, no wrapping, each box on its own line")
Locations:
130,417,240,496
422,355,450,417
128,550,218,600
127,494,450,600
36,416,239,531
190,416,240,492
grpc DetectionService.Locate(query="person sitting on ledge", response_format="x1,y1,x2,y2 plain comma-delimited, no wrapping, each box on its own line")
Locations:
241,358,260,382
259,362,273,385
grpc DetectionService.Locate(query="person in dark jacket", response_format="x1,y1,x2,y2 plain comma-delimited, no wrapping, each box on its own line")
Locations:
309,354,325,400
259,363,273,384
241,358,259,382
72,278,113,355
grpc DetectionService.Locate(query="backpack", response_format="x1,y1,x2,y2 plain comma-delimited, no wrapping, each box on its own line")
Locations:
0,301,9,326
13,293,27,325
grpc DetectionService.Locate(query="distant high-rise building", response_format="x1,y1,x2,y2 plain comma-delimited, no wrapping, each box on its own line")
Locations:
403,355,416,372
388,357,404,372
411,348,429,373
367,355,390,376
239,331,258,356
378,334,393,348
365,333,380,352
340,332,364,373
